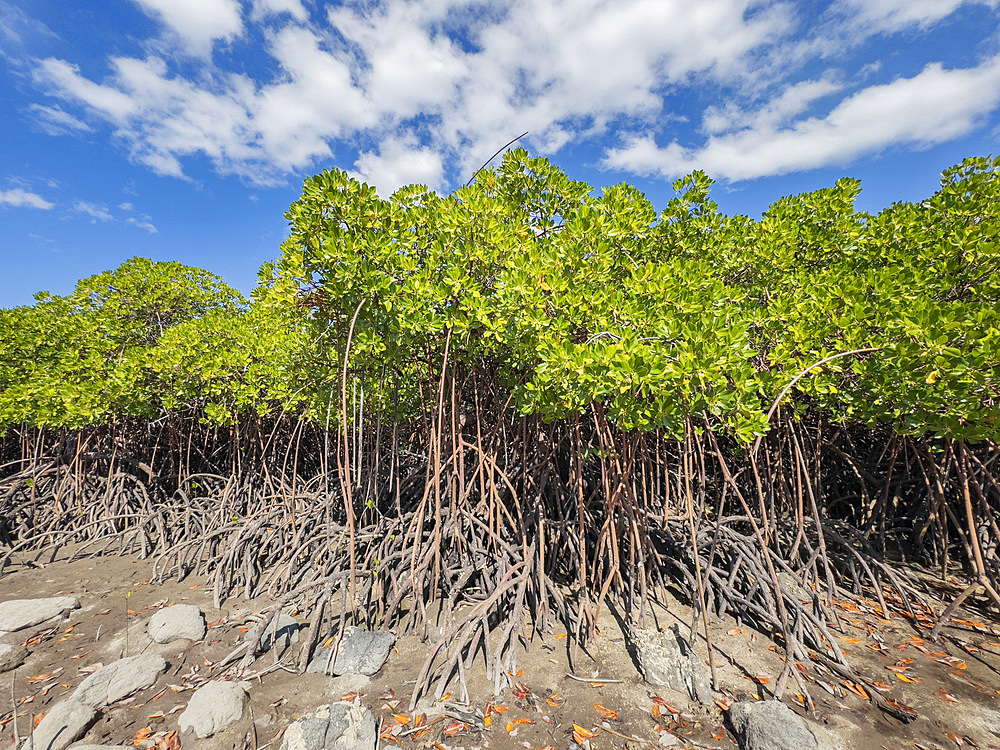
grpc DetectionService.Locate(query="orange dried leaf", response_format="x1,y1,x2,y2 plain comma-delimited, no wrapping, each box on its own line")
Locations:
554,633,567,639
936,692,961,703
392,713,410,725
594,703,617,720
572,724,599,739
443,721,467,736
340,691,359,702
947,732,965,746
844,682,869,699
491,704,508,714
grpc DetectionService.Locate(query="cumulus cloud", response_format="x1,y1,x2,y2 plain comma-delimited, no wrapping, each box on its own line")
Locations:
24,0,1000,190
354,137,446,195
0,188,54,209
603,57,1000,181
250,0,308,23
132,0,243,56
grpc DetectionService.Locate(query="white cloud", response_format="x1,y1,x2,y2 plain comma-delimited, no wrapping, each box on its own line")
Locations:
73,199,114,222
0,188,54,209
32,0,791,186
28,103,93,135
603,57,1000,181
834,0,997,33
118,201,134,211
132,0,243,56
354,137,446,195
126,216,159,233
26,0,1000,191
250,0,308,23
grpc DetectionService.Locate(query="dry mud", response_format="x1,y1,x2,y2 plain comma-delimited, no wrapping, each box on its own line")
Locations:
1,546,999,750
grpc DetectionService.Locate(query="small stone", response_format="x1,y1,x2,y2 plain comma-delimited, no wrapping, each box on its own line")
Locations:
244,612,299,653
147,604,205,644
0,642,28,672
729,700,818,750
0,596,79,632
279,702,376,750
306,626,394,676
72,653,167,707
629,624,712,704
20,698,95,750
178,680,248,738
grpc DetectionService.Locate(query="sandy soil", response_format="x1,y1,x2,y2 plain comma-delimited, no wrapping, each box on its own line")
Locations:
1,546,999,750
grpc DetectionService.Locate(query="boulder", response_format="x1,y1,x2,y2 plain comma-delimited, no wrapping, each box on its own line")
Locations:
19,698,95,750
728,700,818,750
0,642,28,672
147,604,205,644
178,680,248,738
72,653,166,707
0,596,79,633
306,626,394,677
279,702,376,750
244,612,299,653
628,624,712,704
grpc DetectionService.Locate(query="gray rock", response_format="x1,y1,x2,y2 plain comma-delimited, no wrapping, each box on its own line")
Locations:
0,642,28,672
279,702,376,750
244,612,299,653
0,596,78,632
72,653,166,707
629,624,712,704
19,698,95,750
147,604,205,644
178,680,248,738
729,700,818,750
306,626,394,677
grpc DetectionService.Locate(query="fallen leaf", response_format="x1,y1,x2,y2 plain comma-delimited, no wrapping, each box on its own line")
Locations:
593,703,617,720
843,682,869,700
947,732,964,746
653,697,680,713
936,692,961,703
392,713,410,725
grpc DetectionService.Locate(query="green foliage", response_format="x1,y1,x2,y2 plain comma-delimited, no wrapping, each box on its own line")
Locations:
0,258,246,428
280,150,1000,443
3,155,998,442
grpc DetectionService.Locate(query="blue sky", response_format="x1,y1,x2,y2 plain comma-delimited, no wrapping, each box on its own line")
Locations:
2,0,999,308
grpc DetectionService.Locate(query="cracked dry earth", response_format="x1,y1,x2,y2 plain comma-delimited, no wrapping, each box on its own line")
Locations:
2,545,1000,750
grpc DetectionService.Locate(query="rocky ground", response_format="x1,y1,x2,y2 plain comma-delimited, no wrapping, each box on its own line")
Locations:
1,546,999,750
